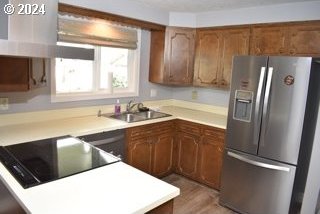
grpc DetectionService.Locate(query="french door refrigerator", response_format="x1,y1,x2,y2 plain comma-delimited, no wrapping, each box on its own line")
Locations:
220,56,320,214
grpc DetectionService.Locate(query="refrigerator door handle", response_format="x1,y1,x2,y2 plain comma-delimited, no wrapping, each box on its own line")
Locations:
253,67,266,145
260,67,273,145
227,151,290,172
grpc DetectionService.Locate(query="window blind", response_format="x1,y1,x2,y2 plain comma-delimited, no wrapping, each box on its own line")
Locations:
58,14,138,49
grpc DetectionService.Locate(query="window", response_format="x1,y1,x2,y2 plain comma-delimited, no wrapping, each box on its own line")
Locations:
51,15,141,102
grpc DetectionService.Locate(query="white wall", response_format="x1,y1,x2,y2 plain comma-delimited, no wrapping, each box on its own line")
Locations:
169,12,196,27
196,1,320,27
172,87,230,107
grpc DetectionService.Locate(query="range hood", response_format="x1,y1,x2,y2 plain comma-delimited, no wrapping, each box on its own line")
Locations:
0,39,94,60
0,0,94,60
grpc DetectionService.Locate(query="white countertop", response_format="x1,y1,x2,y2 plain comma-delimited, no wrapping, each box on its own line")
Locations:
0,162,179,214
0,106,227,146
0,104,226,213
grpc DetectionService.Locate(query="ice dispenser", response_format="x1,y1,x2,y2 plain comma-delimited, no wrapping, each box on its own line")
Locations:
233,90,253,122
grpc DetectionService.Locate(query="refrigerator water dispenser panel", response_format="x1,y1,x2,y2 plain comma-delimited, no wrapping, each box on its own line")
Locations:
233,90,253,122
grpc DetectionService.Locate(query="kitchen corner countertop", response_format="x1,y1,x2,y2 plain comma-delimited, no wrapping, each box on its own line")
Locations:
0,161,179,214
0,105,225,213
0,106,227,146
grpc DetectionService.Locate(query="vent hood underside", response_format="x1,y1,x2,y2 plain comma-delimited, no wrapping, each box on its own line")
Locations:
0,39,94,60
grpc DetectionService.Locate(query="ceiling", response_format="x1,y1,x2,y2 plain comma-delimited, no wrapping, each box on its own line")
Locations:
131,0,316,13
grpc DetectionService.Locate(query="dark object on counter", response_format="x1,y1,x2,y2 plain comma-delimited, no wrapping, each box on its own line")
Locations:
138,106,150,112
0,136,120,188
79,129,126,161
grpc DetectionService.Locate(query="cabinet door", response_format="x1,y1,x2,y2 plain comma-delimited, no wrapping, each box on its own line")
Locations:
199,128,225,190
250,26,289,55
193,30,221,87
152,133,174,177
0,56,30,92
288,22,320,56
149,30,165,84
127,138,153,174
164,27,195,85
176,132,200,179
220,28,250,88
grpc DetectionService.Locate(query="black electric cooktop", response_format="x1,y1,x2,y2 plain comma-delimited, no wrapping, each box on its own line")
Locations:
0,136,120,188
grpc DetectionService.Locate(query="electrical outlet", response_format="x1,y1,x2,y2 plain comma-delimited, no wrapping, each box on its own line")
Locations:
150,89,157,97
191,90,198,100
0,98,9,110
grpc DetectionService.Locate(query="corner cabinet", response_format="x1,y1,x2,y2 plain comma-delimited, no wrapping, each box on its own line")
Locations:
126,121,174,178
193,27,250,88
174,120,225,190
250,21,320,57
175,121,201,180
198,127,225,190
149,27,195,85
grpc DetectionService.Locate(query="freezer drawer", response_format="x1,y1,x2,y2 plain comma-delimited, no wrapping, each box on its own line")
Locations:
220,149,296,214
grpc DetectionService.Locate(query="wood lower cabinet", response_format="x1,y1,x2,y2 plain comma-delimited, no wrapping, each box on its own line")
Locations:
153,133,174,177
174,120,225,190
127,121,174,177
149,27,195,85
127,119,225,190
198,127,225,190
194,27,250,88
175,131,200,179
128,138,153,174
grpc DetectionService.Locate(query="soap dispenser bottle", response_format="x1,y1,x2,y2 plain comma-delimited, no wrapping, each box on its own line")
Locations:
114,99,121,115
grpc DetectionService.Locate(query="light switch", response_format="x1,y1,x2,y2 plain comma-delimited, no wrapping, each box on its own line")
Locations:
0,98,9,110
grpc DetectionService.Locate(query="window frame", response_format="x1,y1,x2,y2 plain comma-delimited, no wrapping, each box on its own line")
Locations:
51,30,141,103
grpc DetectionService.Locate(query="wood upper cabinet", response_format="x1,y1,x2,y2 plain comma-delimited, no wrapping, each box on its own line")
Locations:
198,127,225,190
220,28,250,87
250,21,320,56
193,30,221,87
0,56,47,92
250,25,289,55
149,27,195,85
194,27,250,88
288,22,320,56
0,56,30,92
126,121,174,177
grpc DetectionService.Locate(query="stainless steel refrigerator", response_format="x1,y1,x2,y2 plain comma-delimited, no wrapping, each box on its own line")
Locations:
220,56,320,214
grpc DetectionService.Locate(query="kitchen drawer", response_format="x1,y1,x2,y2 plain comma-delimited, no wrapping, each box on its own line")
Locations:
127,121,173,141
203,126,225,143
176,120,201,136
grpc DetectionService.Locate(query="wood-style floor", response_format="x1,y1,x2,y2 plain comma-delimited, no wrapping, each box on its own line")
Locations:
162,174,237,214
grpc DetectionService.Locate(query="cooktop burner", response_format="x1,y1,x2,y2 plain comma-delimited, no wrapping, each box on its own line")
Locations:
0,136,120,188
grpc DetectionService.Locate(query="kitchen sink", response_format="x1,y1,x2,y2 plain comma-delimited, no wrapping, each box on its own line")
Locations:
108,111,171,123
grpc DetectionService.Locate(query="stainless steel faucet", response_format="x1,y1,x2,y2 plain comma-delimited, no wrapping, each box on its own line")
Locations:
126,100,138,113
